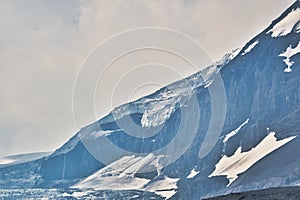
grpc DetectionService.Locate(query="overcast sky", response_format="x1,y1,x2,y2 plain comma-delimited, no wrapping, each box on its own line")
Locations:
0,0,295,157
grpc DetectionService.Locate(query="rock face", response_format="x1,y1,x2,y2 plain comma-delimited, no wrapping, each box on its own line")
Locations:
205,186,300,200
0,1,300,199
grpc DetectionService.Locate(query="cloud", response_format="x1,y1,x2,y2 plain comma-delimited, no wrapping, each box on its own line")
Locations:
0,0,295,156
77,0,294,59
0,0,82,156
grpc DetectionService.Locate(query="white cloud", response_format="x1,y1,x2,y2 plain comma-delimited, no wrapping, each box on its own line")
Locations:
0,0,295,156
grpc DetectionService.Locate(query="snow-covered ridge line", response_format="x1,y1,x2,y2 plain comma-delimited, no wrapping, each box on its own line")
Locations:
242,41,259,55
99,49,240,128
139,48,240,128
267,8,300,37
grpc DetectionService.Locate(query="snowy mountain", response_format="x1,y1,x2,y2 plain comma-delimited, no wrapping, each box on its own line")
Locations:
1,1,300,199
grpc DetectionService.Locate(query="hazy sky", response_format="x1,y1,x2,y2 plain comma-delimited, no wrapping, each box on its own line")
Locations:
0,0,295,157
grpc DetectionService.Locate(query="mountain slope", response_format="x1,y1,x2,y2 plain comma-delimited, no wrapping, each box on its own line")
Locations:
205,186,300,200
0,1,300,199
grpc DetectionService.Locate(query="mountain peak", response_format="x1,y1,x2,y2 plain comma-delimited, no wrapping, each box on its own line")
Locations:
266,1,300,37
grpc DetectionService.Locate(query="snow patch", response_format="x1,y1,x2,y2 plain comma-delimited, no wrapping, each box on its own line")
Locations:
119,154,158,178
296,23,300,33
71,191,86,198
0,158,14,165
72,154,163,190
90,129,121,138
187,168,200,179
214,49,241,66
242,41,259,55
223,118,249,143
157,190,177,199
144,176,179,199
72,154,177,199
267,8,300,37
204,80,214,88
141,102,176,128
73,155,151,191
279,42,300,72
210,132,296,186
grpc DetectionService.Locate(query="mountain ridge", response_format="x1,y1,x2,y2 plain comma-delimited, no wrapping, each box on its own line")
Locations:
0,1,300,199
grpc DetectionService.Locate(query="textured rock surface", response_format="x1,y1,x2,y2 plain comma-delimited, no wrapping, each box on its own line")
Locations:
205,187,300,200
0,1,299,199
